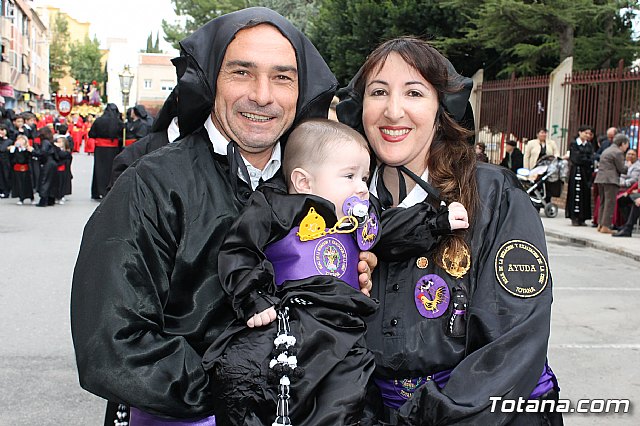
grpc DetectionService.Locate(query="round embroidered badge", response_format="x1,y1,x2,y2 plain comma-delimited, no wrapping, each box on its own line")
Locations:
494,240,549,298
314,237,348,278
414,274,450,319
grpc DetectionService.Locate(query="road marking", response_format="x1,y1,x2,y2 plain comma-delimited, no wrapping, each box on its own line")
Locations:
550,344,640,349
554,287,640,291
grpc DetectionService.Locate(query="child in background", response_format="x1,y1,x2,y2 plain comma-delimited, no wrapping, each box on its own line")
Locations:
54,136,72,204
203,119,469,426
8,135,34,204
0,124,12,198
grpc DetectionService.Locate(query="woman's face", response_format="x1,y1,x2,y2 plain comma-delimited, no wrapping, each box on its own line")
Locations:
362,52,439,173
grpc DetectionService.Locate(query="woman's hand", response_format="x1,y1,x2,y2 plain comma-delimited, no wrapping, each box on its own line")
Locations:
358,251,378,297
448,202,469,230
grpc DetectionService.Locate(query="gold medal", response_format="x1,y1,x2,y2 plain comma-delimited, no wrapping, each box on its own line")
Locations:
441,245,471,279
416,257,429,269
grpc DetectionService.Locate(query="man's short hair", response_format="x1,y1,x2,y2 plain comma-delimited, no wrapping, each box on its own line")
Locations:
283,118,369,186
537,127,548,133
612,133,629,147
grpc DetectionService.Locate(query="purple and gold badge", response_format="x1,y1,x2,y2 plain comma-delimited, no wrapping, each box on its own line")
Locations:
314,237,348,278
414,274,450,319
357,212,379,250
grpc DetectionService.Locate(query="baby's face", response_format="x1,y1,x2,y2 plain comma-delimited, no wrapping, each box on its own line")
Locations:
308,140,370,219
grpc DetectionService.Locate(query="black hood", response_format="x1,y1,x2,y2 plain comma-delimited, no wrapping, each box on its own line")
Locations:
173,7,338,137
104,103,121,118
132,104,149,119
151,86,178,133
336,57,473,137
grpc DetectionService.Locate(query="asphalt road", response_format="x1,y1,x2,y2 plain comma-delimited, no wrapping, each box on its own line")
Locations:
0,152,637,425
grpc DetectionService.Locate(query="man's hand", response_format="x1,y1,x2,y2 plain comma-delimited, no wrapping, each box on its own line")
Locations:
247,306,277,328
358,251,377,297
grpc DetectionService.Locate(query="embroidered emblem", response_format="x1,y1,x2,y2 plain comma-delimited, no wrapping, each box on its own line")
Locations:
494,240,549,298
441,245,471,279
357,211,379,250
416,257,429,269
394,377,427,399
314,237,348,278
414,274,450,318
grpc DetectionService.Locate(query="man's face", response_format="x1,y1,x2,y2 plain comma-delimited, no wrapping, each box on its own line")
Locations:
538,130,547,141
607,128,616,141
626,150,637,163
213,24,298,156
14,118,24,128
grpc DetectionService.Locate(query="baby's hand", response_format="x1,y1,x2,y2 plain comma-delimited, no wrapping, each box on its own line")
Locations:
448,202,469,230
247,306,277,328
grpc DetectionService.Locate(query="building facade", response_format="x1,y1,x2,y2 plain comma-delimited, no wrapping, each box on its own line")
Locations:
134,53,176,118
0,0,49,111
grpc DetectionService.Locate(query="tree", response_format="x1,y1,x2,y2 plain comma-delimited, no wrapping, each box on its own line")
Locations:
143,31,163,53
49,13,69,94
68,36,104,87
161,0,321,48
310,0,481,86
443,0,638,77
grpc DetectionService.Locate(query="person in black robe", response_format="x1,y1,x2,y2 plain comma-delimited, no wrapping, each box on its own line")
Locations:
108,87,179,189
88,103,123,199
8,135,34,204
565,125,595,226
0,124,13,198
34,126,60,207
499,139,524,173
54,136,72,202
203,119,466,425
338,37,561,425
71,8,379,424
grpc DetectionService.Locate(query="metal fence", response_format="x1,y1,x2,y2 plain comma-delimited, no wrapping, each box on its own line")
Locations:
562,60,640,154
476,73,549,164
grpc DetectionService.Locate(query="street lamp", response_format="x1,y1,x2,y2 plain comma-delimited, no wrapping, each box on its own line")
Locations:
118,65,134,148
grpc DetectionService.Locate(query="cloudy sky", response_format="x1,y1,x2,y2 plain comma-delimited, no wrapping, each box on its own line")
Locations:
34,0,182,55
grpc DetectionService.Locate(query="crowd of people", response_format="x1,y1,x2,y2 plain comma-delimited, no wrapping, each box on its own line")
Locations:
70,7,561,426
0,103,155,207
476,125,639,237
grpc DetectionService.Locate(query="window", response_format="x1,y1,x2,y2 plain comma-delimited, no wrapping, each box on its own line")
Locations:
161,80,174,92
143,79,152,89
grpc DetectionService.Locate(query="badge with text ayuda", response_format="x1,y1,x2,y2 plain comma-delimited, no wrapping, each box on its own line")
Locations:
343,196,379,250
414,274,450,318
494,240,549,298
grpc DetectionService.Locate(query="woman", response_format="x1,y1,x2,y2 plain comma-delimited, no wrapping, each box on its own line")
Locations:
338,37,561,425
565,126,595,226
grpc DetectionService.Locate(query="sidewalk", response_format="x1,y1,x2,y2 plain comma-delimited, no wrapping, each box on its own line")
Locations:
540,209,640,262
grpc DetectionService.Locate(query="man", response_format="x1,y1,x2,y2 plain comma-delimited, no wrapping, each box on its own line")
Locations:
620,148,640,188
71,8,376,423
499,139,523,173
593,133,629,232
595,126,617,161
612,186,640,237
524,128,559,170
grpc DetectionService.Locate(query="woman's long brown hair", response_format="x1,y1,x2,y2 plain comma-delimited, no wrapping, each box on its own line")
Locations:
356,37,480,266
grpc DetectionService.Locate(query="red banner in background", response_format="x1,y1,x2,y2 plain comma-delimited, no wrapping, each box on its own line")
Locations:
56,94,74,117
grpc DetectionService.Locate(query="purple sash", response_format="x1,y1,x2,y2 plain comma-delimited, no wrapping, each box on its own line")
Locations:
376,362,558,409
129,408,215,426
264,227,360,290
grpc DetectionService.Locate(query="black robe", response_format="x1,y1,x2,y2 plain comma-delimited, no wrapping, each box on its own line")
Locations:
565,140,594,221
71,7,338,420
56,150,72,198
9,148,33,201
203,187,450,426
109,130,169,189
0,137,12,196
363,164,558,425
89,103,124,199
35,139,59,201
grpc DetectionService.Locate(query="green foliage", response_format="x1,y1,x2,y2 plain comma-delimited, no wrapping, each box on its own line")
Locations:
310,0,483,85
161,0,321,48
49,14,69,94
68,36,104,86
143,31,163,53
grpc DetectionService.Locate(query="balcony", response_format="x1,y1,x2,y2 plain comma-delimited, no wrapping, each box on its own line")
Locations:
0,61,10,83
15,73,28,92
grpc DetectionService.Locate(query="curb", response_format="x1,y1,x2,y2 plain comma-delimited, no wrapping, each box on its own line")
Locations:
544,229,640,263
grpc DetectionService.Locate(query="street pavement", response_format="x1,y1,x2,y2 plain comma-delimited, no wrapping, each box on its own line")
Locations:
0,151,638,424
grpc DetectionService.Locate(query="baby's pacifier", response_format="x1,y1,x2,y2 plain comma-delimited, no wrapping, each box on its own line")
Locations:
342,196,379,250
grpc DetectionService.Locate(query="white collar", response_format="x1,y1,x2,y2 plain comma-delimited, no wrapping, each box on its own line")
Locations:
167,117,180,143
203,115,281,190
370,166,430,208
